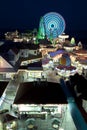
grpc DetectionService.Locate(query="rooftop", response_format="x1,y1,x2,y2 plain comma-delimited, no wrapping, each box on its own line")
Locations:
14,82,67,104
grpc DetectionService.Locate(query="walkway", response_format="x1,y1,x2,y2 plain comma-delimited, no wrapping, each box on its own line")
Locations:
0,78,20,110
60,78,87,130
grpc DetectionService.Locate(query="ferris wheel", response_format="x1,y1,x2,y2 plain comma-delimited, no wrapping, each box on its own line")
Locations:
43,12,66,39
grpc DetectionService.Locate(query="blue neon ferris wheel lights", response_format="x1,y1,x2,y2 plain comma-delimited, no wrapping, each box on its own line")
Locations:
42,12,66,39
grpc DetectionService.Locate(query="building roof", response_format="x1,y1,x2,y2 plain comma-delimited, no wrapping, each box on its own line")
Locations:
10,48,19,55
39,39,52,45
23,43,39,50
0,55,21,72
49,49,65,57
74,49,87,56
14,82,67,104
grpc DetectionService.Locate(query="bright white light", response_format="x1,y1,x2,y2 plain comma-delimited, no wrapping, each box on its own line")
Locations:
59,128,64,130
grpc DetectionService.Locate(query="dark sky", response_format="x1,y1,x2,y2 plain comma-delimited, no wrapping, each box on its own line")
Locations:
0,0,87,34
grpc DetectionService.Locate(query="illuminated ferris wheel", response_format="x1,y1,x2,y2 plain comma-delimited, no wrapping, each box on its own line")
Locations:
42,12,66,39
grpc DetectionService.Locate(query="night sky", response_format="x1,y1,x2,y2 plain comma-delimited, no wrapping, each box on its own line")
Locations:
0,0,87,38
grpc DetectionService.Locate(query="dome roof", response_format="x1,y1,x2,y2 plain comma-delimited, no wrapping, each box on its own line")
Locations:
59,53,71,66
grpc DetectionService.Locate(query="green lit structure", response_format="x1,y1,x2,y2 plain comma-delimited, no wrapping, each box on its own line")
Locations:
37,17,46,39
37,12,65,41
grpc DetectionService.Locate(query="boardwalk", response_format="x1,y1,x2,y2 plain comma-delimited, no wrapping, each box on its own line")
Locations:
60,79,87,130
